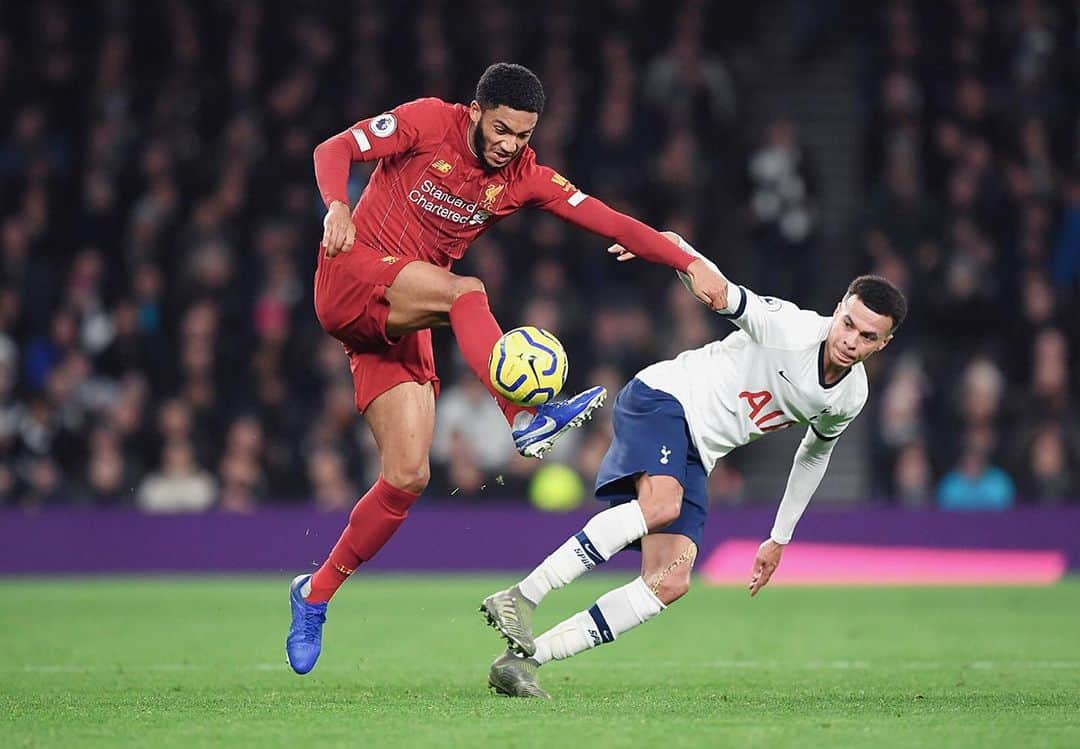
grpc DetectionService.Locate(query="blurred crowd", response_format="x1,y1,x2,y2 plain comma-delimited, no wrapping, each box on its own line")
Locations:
861,0,1079,508
0,0,1076,512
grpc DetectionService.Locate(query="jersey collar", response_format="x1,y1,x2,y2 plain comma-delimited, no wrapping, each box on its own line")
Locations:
818,340,853,390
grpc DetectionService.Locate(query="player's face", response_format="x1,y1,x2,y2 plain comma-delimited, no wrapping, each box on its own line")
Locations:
827,295,894,368
469,102,538,170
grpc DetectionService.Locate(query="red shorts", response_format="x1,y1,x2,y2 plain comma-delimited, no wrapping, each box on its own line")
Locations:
313,245,440,413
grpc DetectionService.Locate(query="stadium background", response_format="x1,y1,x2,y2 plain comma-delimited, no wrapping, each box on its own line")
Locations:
3,2,1080,747
0,0,1078,557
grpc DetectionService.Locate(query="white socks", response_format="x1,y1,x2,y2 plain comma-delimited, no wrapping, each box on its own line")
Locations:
532,577,665,665
513,504,663,668
518,501,648,606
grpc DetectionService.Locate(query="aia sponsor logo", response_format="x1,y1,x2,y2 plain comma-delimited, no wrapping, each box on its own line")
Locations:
738,390,796,432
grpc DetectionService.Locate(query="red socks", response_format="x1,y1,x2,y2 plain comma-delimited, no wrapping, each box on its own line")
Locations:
448,290,534,427
305,291,529,604
305,476,420,603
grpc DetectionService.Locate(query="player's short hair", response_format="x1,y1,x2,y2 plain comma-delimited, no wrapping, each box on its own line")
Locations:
475,63,545,115
845,275,908,332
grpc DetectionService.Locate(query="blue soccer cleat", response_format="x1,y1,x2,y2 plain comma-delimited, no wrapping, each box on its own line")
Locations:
286,574,327,675
513,385,607,459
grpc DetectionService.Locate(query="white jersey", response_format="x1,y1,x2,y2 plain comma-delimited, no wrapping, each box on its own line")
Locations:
636,284,868,474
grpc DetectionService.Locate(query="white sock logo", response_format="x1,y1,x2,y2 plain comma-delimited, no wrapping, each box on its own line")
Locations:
574,547,596,569
659,446,671,465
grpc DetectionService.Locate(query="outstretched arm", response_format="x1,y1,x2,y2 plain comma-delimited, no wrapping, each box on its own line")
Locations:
748,428,837,596
608,230,731,311
542,193,693,270
622,232,829,348
529,170,728,308
771,428,836,544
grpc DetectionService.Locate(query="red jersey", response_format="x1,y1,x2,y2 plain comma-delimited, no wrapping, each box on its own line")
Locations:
313,97,692,272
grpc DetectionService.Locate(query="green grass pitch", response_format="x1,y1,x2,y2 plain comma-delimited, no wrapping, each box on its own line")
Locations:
2,576,1079,748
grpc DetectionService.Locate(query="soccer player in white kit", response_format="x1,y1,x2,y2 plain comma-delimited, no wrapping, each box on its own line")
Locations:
480,232,908,697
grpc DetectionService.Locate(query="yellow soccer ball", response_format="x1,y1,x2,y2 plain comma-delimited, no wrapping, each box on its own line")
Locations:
487,326,568,406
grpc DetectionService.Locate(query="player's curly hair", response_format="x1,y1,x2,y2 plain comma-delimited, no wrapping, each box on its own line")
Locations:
845,275,908,332
475,63,545,115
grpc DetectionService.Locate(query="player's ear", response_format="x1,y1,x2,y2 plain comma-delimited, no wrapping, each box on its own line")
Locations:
469,101,482,124
878,334,893,353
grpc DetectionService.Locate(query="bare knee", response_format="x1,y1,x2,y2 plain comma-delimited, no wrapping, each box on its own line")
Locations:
643,547,696,605
642,496,682,530
650,570,691,605
449,274,485,303
382,458,430,495
636,476,684,531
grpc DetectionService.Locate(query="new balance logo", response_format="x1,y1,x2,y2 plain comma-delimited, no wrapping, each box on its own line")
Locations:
659,445,671,465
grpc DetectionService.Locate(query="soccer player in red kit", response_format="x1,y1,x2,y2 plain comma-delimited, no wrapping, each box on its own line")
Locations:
286,63,728,675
